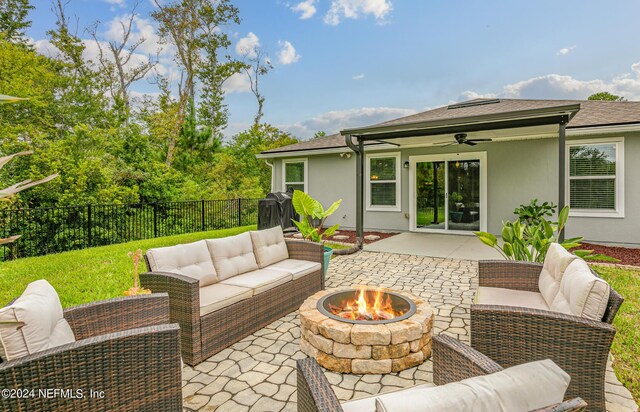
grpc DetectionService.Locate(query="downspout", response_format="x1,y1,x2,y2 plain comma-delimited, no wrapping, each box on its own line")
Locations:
264,159,275,193
558,120,567,242
345,134,364,250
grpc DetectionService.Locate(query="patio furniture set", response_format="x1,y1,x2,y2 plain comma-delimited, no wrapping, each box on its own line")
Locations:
0,226,624,411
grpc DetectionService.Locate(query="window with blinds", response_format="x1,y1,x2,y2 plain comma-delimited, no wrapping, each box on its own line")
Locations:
367,153,401,210
568,141,620,212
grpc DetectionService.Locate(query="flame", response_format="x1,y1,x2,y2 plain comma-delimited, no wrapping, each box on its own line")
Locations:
330,287,405,321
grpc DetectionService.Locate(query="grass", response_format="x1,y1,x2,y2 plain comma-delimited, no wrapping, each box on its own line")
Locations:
416,208,446,227
0,226,256,308
594,265,640,404
325,242,352,250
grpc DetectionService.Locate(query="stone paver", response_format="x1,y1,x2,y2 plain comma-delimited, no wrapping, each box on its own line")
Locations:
182,251,638,412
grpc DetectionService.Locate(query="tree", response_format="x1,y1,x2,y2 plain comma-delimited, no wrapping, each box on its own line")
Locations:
313,131,327,139
0,0,33,43
238,44,272,126
588,92,625,101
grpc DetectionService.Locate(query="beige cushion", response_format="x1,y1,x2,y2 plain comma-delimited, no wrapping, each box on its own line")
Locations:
474,287,549,311
199,284,253,316
207,232,259,280
342,384,435,412
0,280,76,361
268,259,321,280
220,268,292,295
146,240,218,287
538,243,578,307
374,359,570,412
250,226,289,268
550,259,610,320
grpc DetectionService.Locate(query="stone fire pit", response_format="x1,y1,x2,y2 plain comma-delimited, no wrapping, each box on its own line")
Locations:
298,288,434,374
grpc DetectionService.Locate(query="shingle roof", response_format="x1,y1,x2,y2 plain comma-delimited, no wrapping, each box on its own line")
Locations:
261,99,640,154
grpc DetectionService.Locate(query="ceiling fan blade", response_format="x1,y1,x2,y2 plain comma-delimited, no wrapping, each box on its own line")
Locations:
433,141,457,147
464,141,477,146
468,138,492,142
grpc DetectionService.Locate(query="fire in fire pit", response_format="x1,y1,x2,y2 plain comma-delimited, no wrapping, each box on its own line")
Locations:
317,287,416,324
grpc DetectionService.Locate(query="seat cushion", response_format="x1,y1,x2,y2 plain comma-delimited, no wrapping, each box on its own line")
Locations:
250,226,289,268
220,268,292,295
550,259,610,320
267,259,321,280
0,280,76,361
538,243,578,307
146,240,218,287
199,283,253,316
207,232,259,280
474,287,549,311
374,359,570,412
342,384,435,412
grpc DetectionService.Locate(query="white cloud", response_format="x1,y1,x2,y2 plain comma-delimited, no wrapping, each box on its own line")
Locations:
557,45,576,56
352,73,365,80
222,72,252,94
104,15,166,56
324,0,393,25
292,0,317,19
102,0,126,5
461,61,640,101
235,32,260,59
277,41,301,65
458,90,497,101
279,106,416,139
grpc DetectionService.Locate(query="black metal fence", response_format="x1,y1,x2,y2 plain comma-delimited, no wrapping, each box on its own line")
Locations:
0,198,260,261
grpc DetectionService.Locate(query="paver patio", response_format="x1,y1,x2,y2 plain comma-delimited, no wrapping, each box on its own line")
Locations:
181,251,639,412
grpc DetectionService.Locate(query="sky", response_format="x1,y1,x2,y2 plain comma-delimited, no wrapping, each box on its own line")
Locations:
26,0,640,139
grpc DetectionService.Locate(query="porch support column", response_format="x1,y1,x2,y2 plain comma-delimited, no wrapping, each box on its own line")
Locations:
558,121,567,242
345,134,364,249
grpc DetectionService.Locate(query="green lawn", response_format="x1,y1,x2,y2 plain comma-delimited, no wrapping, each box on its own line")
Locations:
416,208,446,227
0,226,256,308
594,265,640,404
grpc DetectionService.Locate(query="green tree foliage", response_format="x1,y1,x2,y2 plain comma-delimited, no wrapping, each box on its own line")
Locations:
588,92,625,101
0,0,33,43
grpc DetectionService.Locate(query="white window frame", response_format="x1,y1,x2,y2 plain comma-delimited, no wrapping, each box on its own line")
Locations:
366,152,401,212
282,158,308,193
566,137,624,218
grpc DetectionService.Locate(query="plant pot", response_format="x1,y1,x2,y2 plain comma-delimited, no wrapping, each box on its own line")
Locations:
323,246,333,276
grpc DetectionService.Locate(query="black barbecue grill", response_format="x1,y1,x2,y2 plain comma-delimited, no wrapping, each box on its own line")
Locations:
257,188,299,231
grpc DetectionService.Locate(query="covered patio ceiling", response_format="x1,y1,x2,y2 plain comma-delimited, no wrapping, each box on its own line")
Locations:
342,103,582,247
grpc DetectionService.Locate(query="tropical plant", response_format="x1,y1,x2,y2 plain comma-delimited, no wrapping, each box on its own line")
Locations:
475,205,618,262
291,191,342,243
124,249,151,296
514,198,557,226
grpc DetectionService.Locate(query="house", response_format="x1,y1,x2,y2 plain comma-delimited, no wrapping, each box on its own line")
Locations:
257,99,640,245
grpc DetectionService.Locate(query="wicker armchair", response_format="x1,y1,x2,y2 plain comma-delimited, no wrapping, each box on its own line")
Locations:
297,334,587,412
0,293,182,412
141,239,324,365
471,260,624,412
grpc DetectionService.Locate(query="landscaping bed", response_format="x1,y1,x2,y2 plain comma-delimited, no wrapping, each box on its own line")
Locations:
324,230,398,244
580,242,640,267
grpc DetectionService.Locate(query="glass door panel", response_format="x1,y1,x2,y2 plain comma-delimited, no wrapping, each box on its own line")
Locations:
447,159,481,231
415,161,445,229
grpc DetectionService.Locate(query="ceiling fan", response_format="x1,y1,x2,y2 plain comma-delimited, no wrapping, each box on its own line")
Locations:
434,133,492,147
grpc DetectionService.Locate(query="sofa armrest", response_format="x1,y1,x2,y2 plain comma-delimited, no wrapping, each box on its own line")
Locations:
0,324,182,412
432,334,503,385
286,239,324,264
478,260,542,292
297,357,344,412
64,293,169,340
532,398,588,412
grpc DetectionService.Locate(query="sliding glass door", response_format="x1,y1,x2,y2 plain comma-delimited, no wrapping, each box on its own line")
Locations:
411,154,485,233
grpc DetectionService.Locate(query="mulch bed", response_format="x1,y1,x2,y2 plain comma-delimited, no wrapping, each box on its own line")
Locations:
576,242,640,267
285,230,398,245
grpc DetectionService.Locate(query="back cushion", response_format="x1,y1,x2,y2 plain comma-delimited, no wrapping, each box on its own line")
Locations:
146,240,218,287
0,280,76,361
375,359,570,412
250,226,289,268
207,232,259,280
539,243,578,306
550,259,610,320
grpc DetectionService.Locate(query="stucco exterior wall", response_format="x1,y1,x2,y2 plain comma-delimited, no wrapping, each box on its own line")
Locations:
272,133,640,245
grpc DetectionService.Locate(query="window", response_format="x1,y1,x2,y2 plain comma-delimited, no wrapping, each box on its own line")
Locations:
366,153,401,211
282,159,307,193
567,138,624,217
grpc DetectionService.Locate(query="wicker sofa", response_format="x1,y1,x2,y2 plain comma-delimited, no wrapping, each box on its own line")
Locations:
0,293,181,412
141,226,324,365
471,244,624,412
297,334,587,412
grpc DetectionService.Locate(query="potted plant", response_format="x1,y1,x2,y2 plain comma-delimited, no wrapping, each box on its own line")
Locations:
291,191,342,275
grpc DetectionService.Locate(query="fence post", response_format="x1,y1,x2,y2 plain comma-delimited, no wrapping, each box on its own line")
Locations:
201,199,205,232
153,202,158,238
237,198,242,227
87,203,92,247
